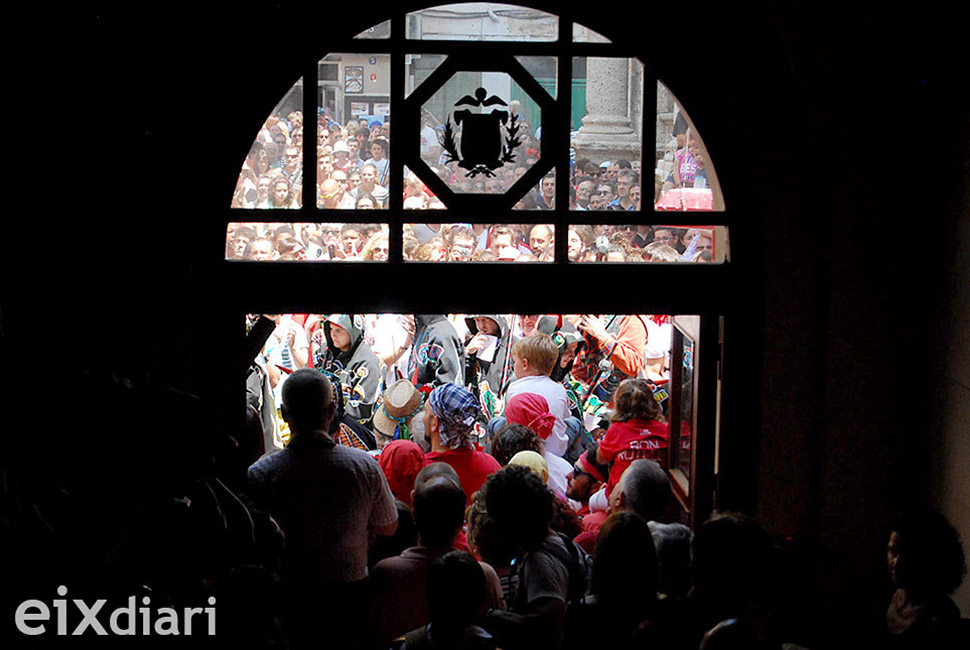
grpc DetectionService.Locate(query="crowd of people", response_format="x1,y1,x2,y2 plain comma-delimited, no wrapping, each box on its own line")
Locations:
238,311,968,648
225,220,716,264
229,104,716,248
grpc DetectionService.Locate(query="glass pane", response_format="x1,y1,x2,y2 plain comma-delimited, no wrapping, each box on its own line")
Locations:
654,81,724,210
421,71,542,195
317,53,392,209
354,19,391,39
566,225,728,263
403,223,555,261
407,3,559,41
679,336,695,478
231,77,305,209
226,222,390,261
515,56,558,100
571,57,644,211
573,22,611,43
406,53,449,98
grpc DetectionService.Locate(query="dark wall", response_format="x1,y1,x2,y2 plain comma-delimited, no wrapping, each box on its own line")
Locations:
6,1,965,648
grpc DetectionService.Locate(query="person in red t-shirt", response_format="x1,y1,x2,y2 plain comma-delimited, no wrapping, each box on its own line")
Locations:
422,383,502,506
597,379,669,498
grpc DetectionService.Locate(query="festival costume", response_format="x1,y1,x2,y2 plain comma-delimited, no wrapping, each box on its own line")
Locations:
408,315,464,386
572,314,648,405
464,314,513,399
598,417,669,497
318,314,383,427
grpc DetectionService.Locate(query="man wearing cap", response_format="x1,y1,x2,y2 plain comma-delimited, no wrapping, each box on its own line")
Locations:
422,383,502,506
247,369,398,649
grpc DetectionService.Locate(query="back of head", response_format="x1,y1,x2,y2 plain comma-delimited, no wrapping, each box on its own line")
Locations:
491,423,542,465
692,512,773,614
593,512,658,607
415,461,462,492
648,521,693,599
613,378,664,423
413,475,467,548
616,459,671,522
508,450,548,484
511,333,559,376
378,440,426,506
484,465,554,553
891,507,967,598
466,488,516,569
281,369,332,432
427,551,487,632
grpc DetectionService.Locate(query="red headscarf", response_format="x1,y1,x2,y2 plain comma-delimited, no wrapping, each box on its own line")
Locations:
504,393,556,440
378,440,425,506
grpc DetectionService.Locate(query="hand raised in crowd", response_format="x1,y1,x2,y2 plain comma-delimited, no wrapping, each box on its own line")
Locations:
402,314,416,345
578,314,609,345
465,332,492,355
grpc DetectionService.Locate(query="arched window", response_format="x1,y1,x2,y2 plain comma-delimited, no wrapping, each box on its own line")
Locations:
225,3,737,525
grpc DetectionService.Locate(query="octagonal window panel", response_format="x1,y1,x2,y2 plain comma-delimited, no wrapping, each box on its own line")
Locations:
420,71,542,195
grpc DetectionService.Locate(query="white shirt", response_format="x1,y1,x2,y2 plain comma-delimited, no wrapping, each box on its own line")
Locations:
505,375,570,457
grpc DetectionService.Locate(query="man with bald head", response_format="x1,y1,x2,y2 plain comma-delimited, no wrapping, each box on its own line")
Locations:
247,368,398,648
318,177,344,209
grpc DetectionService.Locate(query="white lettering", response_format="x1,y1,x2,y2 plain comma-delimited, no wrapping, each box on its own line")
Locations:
141,597,152,635
154,608,180,635
14,589,216,638
183,607,203,635
73,599,108,635
14,600,49,635
206,597,216,635
109,597,137,635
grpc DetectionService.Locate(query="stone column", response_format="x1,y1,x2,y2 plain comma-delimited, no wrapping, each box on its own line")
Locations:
573,57,641,164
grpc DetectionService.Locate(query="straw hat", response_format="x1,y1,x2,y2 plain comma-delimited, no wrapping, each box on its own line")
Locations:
373,379,425,439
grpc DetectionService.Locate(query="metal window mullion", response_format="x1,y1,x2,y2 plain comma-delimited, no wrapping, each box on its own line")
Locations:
553,15,572,265
388,12,406,264
303,57,317,215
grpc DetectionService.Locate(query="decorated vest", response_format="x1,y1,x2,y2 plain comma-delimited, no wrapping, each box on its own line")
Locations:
574,315,631,404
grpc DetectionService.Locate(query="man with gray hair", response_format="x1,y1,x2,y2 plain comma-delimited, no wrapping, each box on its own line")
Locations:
610,460,692,599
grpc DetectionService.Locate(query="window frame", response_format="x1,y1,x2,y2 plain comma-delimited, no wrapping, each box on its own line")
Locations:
222,6,736,524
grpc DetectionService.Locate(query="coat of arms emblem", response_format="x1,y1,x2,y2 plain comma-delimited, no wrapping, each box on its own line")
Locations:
439,87,522,178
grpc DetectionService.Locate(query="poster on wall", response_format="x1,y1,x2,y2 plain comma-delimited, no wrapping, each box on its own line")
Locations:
345,66,364,93
350,102,370,116
374,102,390,117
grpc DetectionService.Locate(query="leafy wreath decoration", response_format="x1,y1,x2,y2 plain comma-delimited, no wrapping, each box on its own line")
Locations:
439,113,523,178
